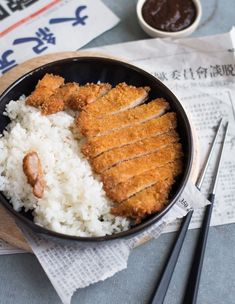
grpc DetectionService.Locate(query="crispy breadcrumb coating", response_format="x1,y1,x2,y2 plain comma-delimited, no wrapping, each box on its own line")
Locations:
41,82,79,115
102,143,183,189
80,82,150,118
26,73,64,107
66,83,112,110
91,130,179,173
106,159,183,202
111,177,175,223
82,112,177,158
77,98,169,138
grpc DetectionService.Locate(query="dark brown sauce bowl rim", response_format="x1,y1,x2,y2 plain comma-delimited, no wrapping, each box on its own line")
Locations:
0,57,194,245
137,0,202,36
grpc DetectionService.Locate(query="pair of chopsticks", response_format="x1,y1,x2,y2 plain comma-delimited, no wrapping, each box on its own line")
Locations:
150,118,229,304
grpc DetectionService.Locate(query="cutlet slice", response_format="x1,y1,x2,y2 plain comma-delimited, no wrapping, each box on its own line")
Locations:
41,82,79,115
36,73,65,90
80,82,150,118
26,73,64,107
66,83,112,110
82,112,177,158
92,130,179,173
102,143,183,189
41,83,111,115
77,98,169,137
106,159,183,202
111,177,174,223
26,87,56,108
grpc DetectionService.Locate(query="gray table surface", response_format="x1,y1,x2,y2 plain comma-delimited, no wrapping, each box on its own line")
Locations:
1,1,235,303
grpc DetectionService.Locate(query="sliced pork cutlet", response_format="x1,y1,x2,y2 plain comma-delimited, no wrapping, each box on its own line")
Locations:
111,176,174,223
41,83,111,115
66,83,112,110
92,130,179,173
106,159,183,202
36,73,65,90
82,112,177,159
102,142,183,189
41,82,79,115
26,73,64,107
80,82,150,119
77,98,169,138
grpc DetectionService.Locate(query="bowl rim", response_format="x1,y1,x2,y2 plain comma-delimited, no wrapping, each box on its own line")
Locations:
136,0,202,37
0,56,194,243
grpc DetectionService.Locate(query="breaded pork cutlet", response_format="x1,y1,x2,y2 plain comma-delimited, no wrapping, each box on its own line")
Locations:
102,143,183,189
82,112,177,158
80,82,150,118
66,83,111,110
26,73,64,107
77,98,169,138
92,130,179,173
41,82,79,115
106,159,182,202
36,73,65,90
111,176,175,223
41,83,111,115
27,74,111,115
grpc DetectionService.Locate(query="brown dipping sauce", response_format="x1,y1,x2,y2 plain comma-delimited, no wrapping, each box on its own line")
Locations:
142,0,196,32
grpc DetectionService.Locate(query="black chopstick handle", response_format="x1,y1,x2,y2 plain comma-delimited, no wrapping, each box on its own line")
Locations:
182,193,215,304
150,210,194,304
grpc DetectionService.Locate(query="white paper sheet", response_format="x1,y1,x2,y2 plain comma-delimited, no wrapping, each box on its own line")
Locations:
0,0,119,75
20,181,208,304
1,29,235,303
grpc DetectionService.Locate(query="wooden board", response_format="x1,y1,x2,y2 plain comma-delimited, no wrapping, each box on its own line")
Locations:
0,51,199,252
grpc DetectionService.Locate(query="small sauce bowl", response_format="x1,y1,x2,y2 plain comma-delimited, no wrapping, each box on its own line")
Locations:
137,0,202,38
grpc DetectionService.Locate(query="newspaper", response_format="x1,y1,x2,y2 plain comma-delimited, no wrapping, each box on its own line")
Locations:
17,30,235,303
20,181,207,304
90,28,235,233
1,28,235,302
0,0,119,76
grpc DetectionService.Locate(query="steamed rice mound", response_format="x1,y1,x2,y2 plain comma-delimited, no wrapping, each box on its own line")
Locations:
0,98,130,237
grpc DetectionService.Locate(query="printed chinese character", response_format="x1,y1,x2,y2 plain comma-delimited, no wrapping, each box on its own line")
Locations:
49,5,88,26
0,50,17,74
171,70,181,80
222,64,235,77
0,4,9,20
183,68,195,80
154,71,168,81
210,65,224,77
196,67,208,79
13,27,56,54
5,0,38,12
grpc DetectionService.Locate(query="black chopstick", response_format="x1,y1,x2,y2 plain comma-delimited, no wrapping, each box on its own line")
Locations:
149,118,224,304
149,210,194,304
183,121,229,304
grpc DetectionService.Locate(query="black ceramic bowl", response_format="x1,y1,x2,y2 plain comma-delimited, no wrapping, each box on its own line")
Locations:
0,57,193,245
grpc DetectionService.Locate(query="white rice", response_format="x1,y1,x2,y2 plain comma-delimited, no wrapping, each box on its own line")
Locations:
0,97,130,237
